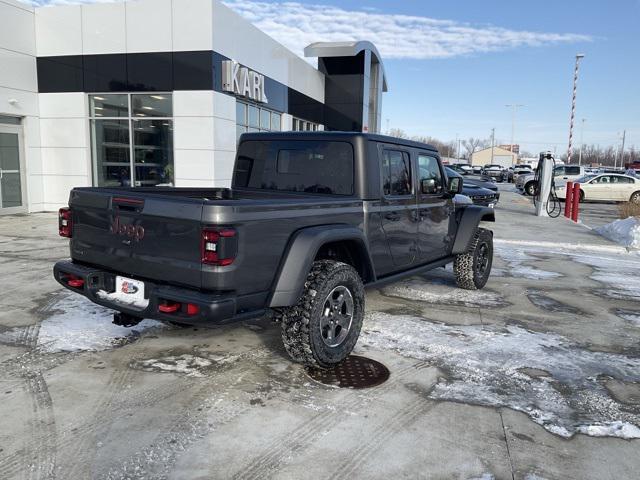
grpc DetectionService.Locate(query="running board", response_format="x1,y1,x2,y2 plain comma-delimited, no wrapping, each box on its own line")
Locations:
365,256,455,290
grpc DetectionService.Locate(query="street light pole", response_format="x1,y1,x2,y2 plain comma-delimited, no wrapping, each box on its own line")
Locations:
620,129,626,168
578,118,586,165
505,104,524,155
567,54,585,164
490,128,495,164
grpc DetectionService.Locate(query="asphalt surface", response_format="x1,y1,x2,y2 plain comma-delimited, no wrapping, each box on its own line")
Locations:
0,193,639,480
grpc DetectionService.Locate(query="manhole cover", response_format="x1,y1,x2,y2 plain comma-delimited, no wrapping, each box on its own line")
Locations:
306,355,390,389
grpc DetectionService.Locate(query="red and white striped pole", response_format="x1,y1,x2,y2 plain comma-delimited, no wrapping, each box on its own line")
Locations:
567,54,585,164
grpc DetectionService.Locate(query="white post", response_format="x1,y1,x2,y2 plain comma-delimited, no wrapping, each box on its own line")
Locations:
578,118,586,165
567,54,585,164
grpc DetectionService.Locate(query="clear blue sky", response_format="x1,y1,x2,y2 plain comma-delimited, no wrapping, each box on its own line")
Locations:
225,0,640,155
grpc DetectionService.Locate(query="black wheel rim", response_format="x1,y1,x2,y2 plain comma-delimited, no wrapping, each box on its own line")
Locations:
476,242,490,276
319,286,354,348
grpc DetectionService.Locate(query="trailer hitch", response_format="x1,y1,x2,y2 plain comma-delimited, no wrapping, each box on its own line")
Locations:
113,312,143,327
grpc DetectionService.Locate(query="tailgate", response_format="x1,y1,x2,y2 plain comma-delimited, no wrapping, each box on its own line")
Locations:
69,190,204,289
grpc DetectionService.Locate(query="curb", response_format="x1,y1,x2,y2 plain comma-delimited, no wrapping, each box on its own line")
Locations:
494,238,638,255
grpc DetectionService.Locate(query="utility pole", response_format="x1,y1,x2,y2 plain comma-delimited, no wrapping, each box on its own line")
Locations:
578,118,586,166
490,128,495,164
567,54,585,164
505,104,524,154
385,118,390,135
457,137,461,162
620,130,626,168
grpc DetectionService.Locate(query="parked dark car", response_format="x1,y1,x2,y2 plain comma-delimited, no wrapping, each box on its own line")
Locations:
54,132,495,369
445,167,500,206
482,164,507,183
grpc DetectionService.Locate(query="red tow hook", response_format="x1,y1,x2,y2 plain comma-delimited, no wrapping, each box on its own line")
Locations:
66,275,85,288
158,302,181,313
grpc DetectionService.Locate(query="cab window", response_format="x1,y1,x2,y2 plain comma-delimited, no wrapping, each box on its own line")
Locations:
382,150,412,196
418,154,443,194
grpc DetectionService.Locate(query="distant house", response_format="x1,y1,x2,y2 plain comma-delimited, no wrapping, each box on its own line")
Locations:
470,146,518,167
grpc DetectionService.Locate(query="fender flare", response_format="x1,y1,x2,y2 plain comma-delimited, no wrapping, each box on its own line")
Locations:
269,225,374,307
451,205,495,255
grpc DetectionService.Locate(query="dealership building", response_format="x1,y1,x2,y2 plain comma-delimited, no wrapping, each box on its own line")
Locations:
0,0,387,214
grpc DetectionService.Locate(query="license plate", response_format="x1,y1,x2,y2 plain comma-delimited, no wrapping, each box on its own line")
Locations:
114,276,146,307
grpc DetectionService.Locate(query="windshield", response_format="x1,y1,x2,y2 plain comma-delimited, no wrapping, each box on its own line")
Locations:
574,175,597,183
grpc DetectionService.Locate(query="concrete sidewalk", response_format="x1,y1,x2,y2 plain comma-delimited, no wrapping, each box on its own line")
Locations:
0,199,639,480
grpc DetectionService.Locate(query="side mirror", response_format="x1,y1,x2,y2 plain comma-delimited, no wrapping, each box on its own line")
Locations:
448,176,463,195
421,178,437,194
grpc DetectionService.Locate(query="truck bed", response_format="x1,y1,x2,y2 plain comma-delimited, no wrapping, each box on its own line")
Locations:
67,187,364,298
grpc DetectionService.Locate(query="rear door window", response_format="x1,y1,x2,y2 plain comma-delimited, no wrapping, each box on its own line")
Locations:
382,150,412,196
565,166,581,175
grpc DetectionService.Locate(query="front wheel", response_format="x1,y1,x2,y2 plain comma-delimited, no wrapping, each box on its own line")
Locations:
280,260,364,369
630,191,640,204
454,228,493,290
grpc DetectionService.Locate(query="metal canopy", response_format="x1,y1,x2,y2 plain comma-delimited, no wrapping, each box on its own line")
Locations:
304,41,388,92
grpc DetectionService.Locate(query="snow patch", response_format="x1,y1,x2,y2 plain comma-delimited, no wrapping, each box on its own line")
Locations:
131,354,213,377
37,292,164,352
383,280,506,307
495,246,562,280
616,309,640,326
595,217,640,249
361,311,640,439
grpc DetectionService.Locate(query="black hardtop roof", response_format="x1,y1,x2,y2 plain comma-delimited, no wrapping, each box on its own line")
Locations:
239,131,439,153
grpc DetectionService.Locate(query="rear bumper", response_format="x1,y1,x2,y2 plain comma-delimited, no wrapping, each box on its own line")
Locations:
53,260,259,324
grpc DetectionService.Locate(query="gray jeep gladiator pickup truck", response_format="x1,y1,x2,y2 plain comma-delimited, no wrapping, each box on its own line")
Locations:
53,132,495,368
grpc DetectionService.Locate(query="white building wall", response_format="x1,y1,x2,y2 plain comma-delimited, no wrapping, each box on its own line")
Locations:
38,93,91,210
0,0,41,212
211,0,324,104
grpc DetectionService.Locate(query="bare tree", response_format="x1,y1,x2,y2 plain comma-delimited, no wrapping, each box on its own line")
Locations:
461,137,488,159
388,128,408,139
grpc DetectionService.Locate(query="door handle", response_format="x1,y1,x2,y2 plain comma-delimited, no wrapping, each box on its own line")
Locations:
385,212,400,221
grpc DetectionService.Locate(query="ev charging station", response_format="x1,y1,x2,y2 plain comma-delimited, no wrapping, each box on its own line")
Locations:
535,151,556,217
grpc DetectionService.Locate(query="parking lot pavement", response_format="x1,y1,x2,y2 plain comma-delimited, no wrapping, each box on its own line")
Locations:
1,199,639,480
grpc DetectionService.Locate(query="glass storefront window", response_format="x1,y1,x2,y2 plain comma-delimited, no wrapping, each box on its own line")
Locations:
89,93,173,187
91,119,131,187
235,101,283,142
132,120,173,186
90,94,128,117
131,94,172,117
236,102,247,126
260,109,271,130
271,112,281,131
248,105,259,128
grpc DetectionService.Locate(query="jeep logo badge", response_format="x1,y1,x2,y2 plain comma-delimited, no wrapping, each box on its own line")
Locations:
110,216,145,242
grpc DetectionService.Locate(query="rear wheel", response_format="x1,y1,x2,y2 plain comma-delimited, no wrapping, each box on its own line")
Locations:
525,181,537,196
630,191,640,204
280,260,364,369
454,228,493,290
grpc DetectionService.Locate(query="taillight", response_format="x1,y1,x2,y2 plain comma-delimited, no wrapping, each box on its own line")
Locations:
59,208,72,237
201,227,237,266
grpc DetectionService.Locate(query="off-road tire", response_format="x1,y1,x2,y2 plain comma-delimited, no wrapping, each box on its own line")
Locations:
280,260,364,369
454,227,493,290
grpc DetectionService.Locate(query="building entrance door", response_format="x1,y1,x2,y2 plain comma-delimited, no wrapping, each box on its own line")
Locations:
0,123,27,214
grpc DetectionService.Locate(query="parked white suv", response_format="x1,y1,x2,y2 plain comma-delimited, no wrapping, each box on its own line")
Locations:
516,165,587,196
